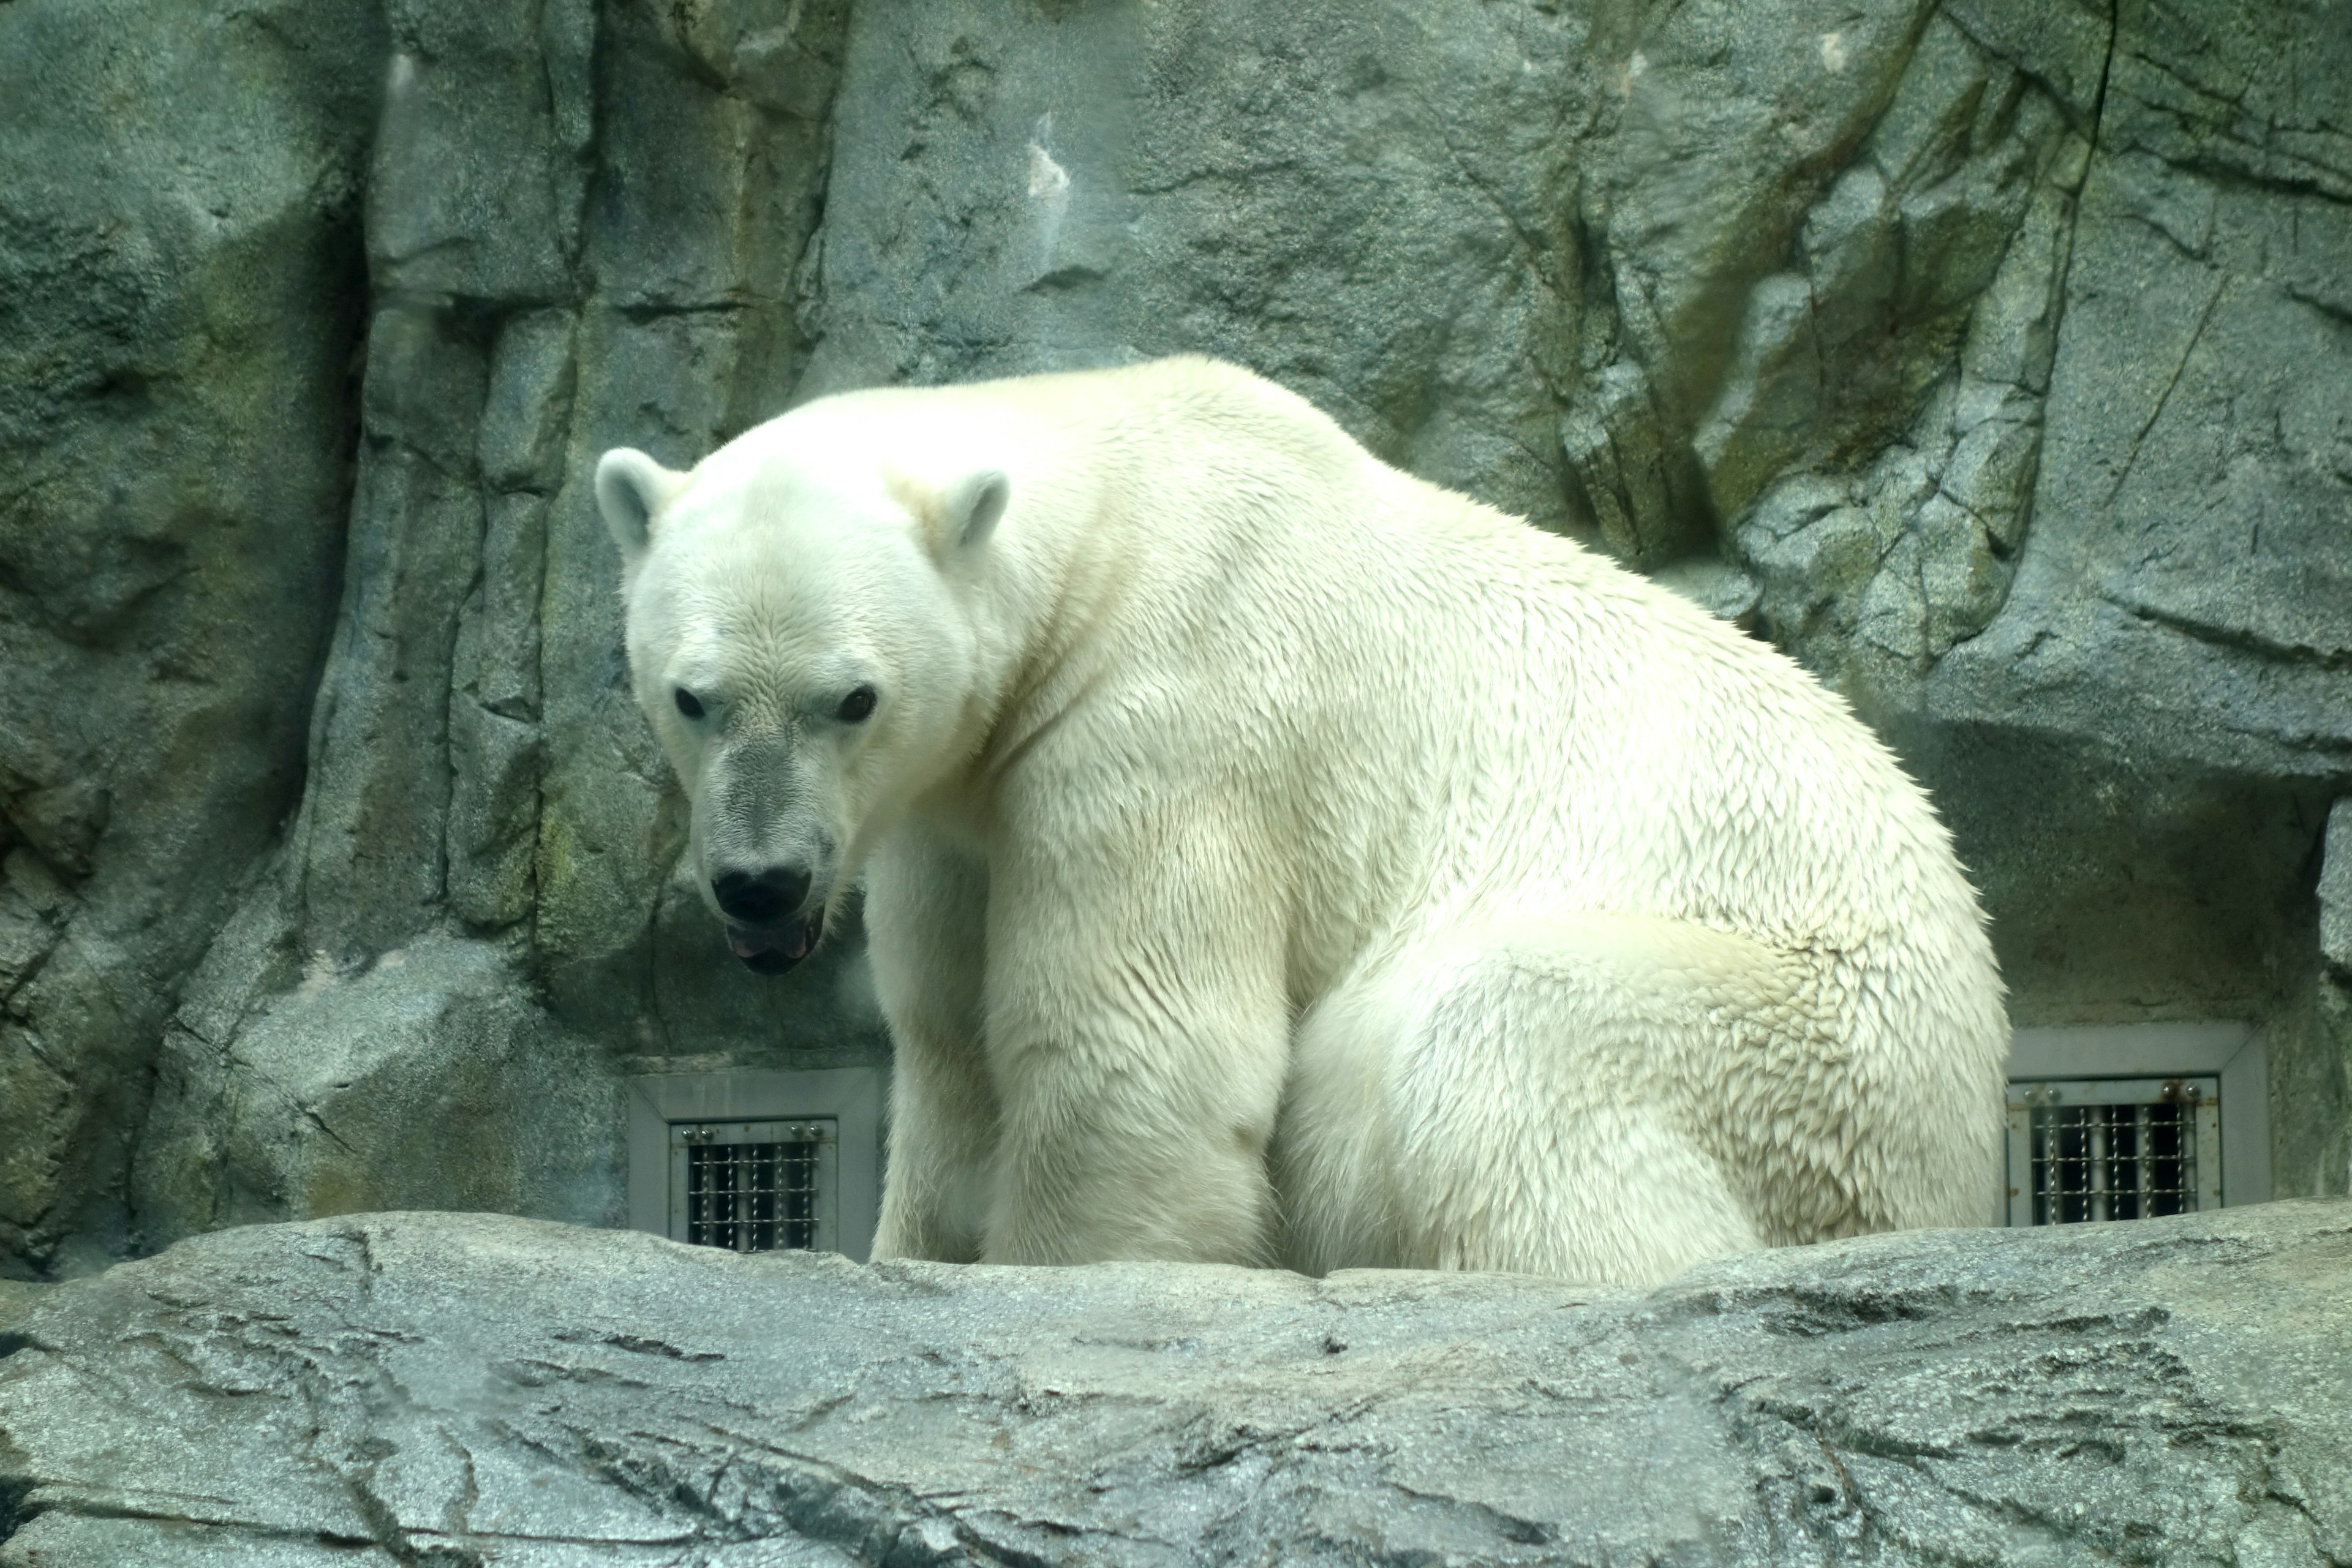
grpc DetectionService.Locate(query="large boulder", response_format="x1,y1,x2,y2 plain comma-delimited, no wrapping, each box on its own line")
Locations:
2,1201,2348,1564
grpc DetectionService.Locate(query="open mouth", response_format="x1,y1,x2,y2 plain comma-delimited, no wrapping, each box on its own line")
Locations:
725,910,823,976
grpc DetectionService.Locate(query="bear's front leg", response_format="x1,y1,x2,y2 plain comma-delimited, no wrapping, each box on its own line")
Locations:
980,807,1293,1267
864,828,1000,1262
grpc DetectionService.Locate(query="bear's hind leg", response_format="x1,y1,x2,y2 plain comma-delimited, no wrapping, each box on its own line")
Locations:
1291,913,1801,1285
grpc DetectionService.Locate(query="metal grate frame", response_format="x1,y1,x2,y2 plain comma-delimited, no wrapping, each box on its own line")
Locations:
629,1068,882,1260
671,1119,837,1253
2005,1076,2222,1227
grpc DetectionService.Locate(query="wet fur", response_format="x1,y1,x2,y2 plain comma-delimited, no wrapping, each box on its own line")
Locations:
601,357,2009,1284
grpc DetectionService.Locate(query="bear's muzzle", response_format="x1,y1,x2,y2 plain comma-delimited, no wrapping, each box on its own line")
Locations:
725,908,824,976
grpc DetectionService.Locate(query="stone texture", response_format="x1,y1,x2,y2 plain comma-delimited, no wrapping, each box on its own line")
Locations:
132,935,619,1241
0,0,384,1276
0,1283,45,1341
3,1202,2349,1564
1901,0,2351,1191
1923,3,2352,781
2323,800,2352,980
2312,807,2352,1199
804,0,1585,537
2,0,2348,1280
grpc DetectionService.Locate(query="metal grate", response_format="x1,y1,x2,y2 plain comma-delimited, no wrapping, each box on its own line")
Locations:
669,1119,836,1253
2005,1077,2221,1226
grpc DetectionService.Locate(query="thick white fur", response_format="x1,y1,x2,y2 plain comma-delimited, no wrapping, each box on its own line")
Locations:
606,356,2008,1285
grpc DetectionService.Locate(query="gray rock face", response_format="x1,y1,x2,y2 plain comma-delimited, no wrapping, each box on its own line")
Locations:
1905,0,2352,1194
1,0,2346,1280
2,1202,2348,1564
1,0,883,1278
0,0,385,1275
134,935,618,1241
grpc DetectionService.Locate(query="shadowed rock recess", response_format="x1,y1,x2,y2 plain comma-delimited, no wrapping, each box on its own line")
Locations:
1,1202,2348,1564
0,0,2347,1278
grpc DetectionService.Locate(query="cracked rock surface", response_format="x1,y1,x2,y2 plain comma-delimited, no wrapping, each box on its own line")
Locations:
2,1201,2349,1565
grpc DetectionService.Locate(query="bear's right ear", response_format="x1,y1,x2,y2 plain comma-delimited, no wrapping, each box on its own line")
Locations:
596,448,685,569
940,468,1011,554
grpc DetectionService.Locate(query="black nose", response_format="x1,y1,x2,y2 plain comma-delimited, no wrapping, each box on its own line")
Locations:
712,865,812,925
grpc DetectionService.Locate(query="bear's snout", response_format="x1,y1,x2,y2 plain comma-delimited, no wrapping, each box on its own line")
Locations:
712,864,813,925
724,908,824,976
711,864,821,976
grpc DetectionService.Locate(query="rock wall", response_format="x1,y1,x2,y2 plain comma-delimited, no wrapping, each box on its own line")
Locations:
1,0,2346,1278
0,0,386,1273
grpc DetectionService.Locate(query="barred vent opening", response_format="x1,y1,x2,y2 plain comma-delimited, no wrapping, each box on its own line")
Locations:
669,1119,838,1254
2005,1077,2221,1226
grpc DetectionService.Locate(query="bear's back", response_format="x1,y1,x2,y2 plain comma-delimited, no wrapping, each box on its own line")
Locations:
791,359,1987,990
1097,363,1990,1013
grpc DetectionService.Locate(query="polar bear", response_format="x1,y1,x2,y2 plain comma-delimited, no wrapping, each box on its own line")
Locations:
596,356,2007,1284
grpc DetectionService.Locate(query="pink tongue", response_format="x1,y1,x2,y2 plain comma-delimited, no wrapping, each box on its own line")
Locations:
729,925,814,962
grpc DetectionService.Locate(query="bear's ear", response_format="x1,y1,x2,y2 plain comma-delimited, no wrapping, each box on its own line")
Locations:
596,448,685,568
940,468,1011,555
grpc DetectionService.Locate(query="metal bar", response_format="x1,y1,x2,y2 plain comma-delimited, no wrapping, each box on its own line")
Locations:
2136,1104,2153,1219
2036,1107,2054,1224
2098,1114,2117,1222
2177,1105,2190,1210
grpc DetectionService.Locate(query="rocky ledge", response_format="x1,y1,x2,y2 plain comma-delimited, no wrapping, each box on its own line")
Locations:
1,1203,2347,1566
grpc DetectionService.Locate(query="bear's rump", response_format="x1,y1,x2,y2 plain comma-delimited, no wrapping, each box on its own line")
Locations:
1270,906,1992,1278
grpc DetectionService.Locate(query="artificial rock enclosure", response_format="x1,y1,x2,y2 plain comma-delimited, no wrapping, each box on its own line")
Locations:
12,0,2347,1274
2,0,2351,1559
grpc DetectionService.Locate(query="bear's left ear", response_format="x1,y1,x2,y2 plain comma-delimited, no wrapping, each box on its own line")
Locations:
940,468,1011,555
597,448,686,570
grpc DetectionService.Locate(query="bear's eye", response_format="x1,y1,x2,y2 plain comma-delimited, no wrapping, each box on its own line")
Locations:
674,688,706,720
836,685,878,724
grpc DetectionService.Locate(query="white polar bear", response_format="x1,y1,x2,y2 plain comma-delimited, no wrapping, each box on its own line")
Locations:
597,356,2008,1284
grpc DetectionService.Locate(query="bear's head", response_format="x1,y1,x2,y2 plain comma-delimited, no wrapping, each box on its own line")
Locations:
595,428,1009,974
